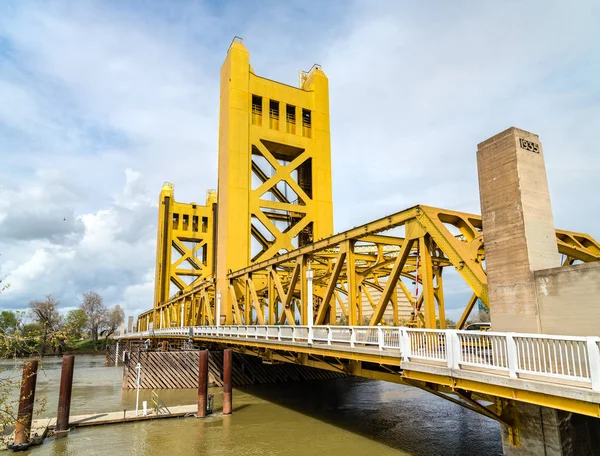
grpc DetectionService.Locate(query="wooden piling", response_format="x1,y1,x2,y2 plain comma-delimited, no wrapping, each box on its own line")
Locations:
13,360,38,447
197,350,208,417
223,349,232,415
56,355,75,432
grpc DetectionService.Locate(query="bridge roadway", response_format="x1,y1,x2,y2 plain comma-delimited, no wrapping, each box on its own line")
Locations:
118,325,600,420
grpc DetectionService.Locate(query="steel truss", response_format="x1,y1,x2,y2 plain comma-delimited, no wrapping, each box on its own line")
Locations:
137,205,600,332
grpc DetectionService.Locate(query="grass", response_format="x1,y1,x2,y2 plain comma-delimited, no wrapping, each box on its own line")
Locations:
69,339,106,353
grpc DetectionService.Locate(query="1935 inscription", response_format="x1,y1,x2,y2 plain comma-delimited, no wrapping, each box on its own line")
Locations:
519,138,539,153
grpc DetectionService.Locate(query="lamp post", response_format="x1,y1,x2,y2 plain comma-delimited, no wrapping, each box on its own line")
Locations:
306,267,313,327
135,363,141,416
216,291,222,327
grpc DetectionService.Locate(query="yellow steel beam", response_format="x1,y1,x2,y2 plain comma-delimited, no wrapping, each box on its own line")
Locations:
314,249,346,324
247,276,265,325
369,238,415,325
457,293,478,329
229,206,420,279
420,236,436,328
346,240,358,326
417,206,489,307
402,370,600,418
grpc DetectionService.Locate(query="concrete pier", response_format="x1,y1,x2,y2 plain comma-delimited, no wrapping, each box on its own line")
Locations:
477,127,600,455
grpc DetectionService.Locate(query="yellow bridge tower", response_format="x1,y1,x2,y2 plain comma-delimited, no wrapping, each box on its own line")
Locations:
215,37,334,324
152,184,217,328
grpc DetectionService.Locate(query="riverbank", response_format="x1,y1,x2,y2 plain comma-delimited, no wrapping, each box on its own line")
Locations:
3,339,115,358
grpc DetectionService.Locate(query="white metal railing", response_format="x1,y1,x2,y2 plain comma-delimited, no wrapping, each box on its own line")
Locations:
119,325,600,392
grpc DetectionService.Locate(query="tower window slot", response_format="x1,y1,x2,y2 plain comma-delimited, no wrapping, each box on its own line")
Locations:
192,215,199,232
202,216,208,233
269,100,280,130
172,213,179,230
182,214,189,230
286,104,296,134
302,109,312,138
252,95,262,125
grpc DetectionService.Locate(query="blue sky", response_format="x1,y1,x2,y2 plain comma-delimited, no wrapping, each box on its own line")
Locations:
0,0,599,321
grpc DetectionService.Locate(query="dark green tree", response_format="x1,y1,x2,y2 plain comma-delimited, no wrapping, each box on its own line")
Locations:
0,311,18,333
64,309,88,339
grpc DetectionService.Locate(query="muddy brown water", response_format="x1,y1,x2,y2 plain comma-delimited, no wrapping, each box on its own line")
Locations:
2,355,502,455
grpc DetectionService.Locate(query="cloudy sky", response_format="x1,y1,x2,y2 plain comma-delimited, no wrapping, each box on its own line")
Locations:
0,0,598,321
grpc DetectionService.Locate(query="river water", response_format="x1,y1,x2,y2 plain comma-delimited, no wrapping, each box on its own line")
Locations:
7,355,502,455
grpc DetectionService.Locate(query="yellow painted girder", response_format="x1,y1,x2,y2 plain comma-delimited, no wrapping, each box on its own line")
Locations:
402,370,600,419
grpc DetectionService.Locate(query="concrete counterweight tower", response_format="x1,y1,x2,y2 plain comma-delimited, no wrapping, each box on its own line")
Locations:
477,127,600,455
477,127,560,333
215,38,334,324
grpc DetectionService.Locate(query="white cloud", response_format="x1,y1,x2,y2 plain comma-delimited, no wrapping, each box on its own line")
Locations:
1,169,156,314
0,0,598,319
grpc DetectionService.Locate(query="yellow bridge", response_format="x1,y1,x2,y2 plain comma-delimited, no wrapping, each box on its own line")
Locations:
120,37,600,451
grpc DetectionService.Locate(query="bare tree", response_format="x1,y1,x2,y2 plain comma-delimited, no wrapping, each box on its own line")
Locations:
28,294,62,355
80,291,107,345
102,305,125,345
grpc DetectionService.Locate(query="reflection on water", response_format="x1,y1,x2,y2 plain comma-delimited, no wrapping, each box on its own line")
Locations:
9,355,501,455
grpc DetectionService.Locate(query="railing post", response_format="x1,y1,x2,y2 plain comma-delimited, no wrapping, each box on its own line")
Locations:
401,329,411,362
277,327,281,342
377,327,384,351
398,328,404,358
292,327,296,343
506,333,518,379
586,337,600,391
327,327,332,346
308,326,313,345
350,328,356,348
447,331,460,370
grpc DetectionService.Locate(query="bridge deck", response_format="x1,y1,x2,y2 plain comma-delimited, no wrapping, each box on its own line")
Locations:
118,325,600,418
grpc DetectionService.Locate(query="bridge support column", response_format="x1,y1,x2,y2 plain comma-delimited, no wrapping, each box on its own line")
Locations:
504,403,600,456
